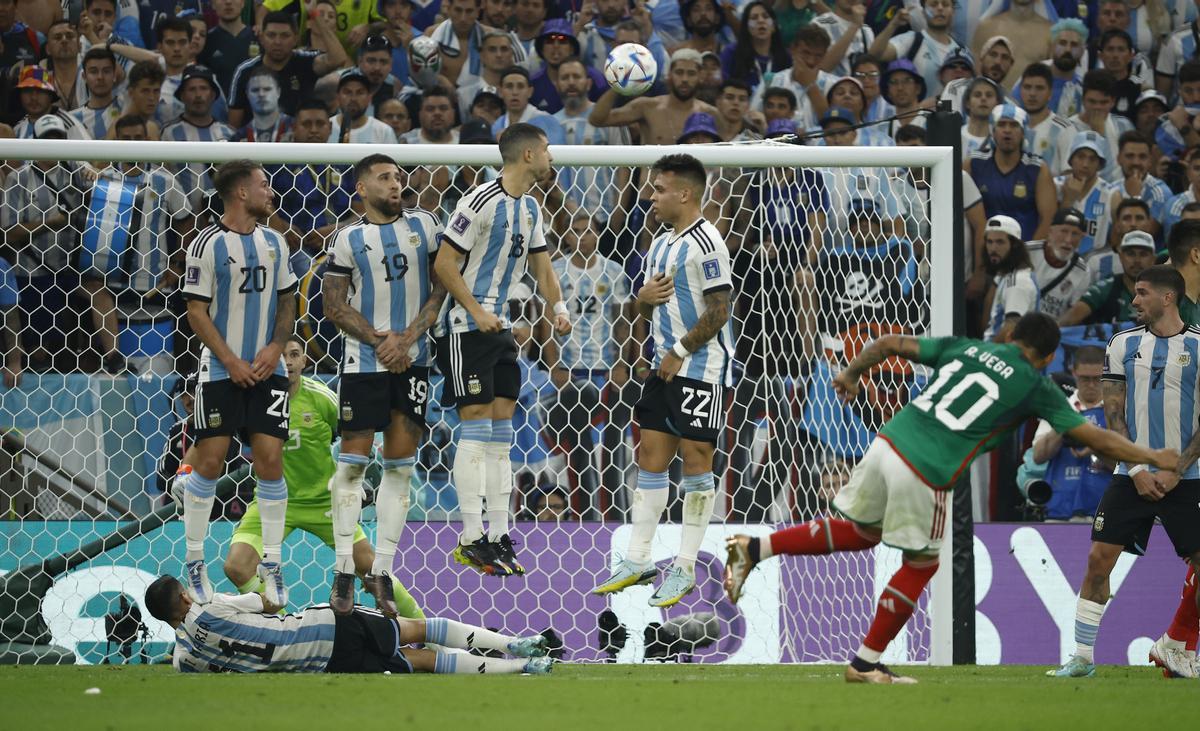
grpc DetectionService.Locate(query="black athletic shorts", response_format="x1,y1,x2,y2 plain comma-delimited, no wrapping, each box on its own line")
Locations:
435,330,520,408
1091,475,1200,557
192,374,290,441
635,375,727,444
325,607,415,674
337,367,429,432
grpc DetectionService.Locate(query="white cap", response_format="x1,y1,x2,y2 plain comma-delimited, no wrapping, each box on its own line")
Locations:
985,214,1023,242
1120,230,1156,251
34,114,68,138
980,36,1012,59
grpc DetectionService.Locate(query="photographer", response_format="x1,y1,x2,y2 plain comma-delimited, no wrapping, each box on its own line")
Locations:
1027,345,1112,520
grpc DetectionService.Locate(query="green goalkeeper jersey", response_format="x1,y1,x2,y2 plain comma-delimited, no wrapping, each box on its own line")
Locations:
879,337,1085,489
283,377,339,506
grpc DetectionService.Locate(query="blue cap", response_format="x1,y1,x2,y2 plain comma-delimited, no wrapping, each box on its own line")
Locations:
766,118,797,137
882,59,927,103
819,106,858,128
990,102,1028,128
940,47,975,73
677,112,721,143
1068,130,1109,165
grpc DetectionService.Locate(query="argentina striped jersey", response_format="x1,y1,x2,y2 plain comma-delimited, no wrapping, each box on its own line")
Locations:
173,593,335,673
325,209,443,373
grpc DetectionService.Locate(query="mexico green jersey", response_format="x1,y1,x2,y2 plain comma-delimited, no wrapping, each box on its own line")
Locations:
879,337,1086,488
283,377,339,505
1182,295,1200,327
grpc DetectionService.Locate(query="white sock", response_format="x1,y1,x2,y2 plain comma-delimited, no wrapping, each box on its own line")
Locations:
454,420,491,544
626,469,670,566
183,471,217,562
423,617,517,653
485,418,514,540
332,455,368,574
675,475,715,573
373,457,414,575
433,651,528,674
256,477,288,565
1074,596,1107,663
855,644,883,664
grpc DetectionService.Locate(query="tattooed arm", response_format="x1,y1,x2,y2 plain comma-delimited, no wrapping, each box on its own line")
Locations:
1102,380,1129,439
832,335,922,401
659,289,731,382
322,273,382,347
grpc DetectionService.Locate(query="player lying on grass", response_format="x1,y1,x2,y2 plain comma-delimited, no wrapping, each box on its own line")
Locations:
723,312,1178,684
145,574,552,675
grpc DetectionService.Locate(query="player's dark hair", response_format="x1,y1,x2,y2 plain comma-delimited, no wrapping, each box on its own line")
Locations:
261,9,298,31
1180,59,1200,86
114,114,147,135
156,16,194,43
1081,69,1116,98
1073,345,1105,368
1137,264,1186,305
1099,28,1133,52
1114,197,1150,220
82,47,118,69
1021,62,1054,85
652,153,707,194
498,122,548,164
1168,219,1200,266
128,60,165,87
762,87,798,111
1010,312,1062,358
213,159,265,201
353,153,400,184
895,124,926,144
144,575,184,623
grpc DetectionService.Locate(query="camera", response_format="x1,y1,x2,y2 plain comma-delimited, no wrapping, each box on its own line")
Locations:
104,596,149,665
1019,478,1053,522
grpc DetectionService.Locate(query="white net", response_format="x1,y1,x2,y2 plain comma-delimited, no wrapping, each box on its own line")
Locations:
0,140,953,666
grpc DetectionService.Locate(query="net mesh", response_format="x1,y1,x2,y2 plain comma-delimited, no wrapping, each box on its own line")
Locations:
0,141,938,665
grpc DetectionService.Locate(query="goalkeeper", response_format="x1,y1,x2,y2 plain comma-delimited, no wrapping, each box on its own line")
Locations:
219,335,423,619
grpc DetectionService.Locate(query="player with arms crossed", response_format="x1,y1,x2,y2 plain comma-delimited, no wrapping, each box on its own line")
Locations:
179,159,298,607
1050,265,1200,679
222,336,425,621
433,123,571,576
592,153,735,608
723,312,1177,683
145,575,551,675
322,154,447,615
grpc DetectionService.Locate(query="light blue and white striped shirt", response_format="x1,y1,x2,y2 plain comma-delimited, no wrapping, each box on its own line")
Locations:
553,255,629,372
1053,175,1115,255
1103,324,1200,479
69,100,123,140
554,104,629,223
160,118,236,209
173,593,335,674
326,210,442,373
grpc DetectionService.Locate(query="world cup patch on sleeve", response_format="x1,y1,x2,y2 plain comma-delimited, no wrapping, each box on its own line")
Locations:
186,266,200,285
451,213,470,235
703,260,721,280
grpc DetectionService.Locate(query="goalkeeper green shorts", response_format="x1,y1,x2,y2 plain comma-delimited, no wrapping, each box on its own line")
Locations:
231,500,367,553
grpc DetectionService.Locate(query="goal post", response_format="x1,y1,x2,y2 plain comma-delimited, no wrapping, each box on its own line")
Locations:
0,138,958,665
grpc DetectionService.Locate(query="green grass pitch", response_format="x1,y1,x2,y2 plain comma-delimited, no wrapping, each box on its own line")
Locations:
1,664,1194,729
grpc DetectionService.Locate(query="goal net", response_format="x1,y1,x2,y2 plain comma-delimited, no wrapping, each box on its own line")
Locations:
0,139,956,666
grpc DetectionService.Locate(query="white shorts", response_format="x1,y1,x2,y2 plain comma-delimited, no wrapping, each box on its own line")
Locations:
831,438,948,554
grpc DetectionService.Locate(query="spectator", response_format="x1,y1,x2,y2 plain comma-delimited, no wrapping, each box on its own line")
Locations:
260,0,382,55
512,0,551,57
154,17,197,107
329,68,399,143
762,86,799,124
530,20,608,115
1107,130,1171,228
492,65,566,143
353,33,406,116
1155,1,1200,98
457,30,516,119
934,46,975,96
674,0,726,56
162,65,236,212
940,35,1014,115
1029,346,1110,522
1065,69,1132,180
200,0,254,94
400,86,459,143
1027,208,1091,319
968,103,1055,241
962,78,1003,157
1086,197,1155,282
468,89,505,124
0,0,42,69
40,19,83,111
678,111,722,144
1062,229,1157,325
376,0,421,85
1132,89,1168,142
775,0,827,47
970,0,1050,90
123,60,168,134
852,53,893,123
813,107,907,239
122,0,202,51
1155,59,1200,163
0,243,20,388
982,213,1037,341
813,457,852,515
1095,29,1150,120
713,79,763,141
13,66,92,140
81,114,191,375
869,0,964,96
589,47,717,147
529,485,570,521
577,0,668,77
482,0,516,29
228,10,349,128
880,58,926,137
377,97,413,139
1020,62,1074,174
752,24,836,129
1055,131,1114,254
722,1,792,93
234,67,295,143
1012,18,1086,118
1170,218,1200,322
428,0,526,86
813,0,875,77
554,57,631,226
1088,0,1165,63
69,47,123,139
1164,146,1200,237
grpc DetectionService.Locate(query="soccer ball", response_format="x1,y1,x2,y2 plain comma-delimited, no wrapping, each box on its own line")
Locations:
604,43,657,97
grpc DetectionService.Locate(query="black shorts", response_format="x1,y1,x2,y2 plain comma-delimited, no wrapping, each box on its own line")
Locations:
192,374,290,441
635,375,727,444
325,607,415,674
435,330,520,408
337,367,429,432
1091,475,1200,557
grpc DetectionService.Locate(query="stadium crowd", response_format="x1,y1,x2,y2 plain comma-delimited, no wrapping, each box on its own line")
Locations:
3,0,1200,522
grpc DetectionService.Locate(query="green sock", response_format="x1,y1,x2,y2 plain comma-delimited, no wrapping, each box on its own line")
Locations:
237,576,265,594
392,577,425,620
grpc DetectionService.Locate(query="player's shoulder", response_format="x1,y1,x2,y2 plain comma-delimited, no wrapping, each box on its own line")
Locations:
403,206,441,230
1107,323,1147,347
187,224,226,258
685,219,726,255
967,148,992,162
256,223,287,246
463,178,506,213
1048,114,1072,130
1020,151,1044,167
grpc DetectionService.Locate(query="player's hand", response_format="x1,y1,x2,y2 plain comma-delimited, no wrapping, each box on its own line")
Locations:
259,593,284,614
637,274,674,307
251,343,283,382
1124,169,1146,197
1156,469,1181,494
832,369,861,402
1150,448,1180,473
346,23,369,47
224,358,258,389
474,310,503,333
1062,174,1086,204
1132,469,1167,501
375,330,413,373
659,350,683,382
553,312,572,336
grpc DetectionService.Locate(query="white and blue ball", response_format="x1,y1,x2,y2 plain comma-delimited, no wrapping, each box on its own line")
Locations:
604,43,657,97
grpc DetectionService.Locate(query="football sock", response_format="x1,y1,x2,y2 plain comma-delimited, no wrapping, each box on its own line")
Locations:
675,473,715,574
1074,597,1107,663
454,420,491,545
433,651,527,675
860,556,939,657
391,576,424,620
237,576,265,594
626,470,670,565
183,471,217,562
256,477,288,565
485,419,514,541
423,617,515,654
373,457,415,575
770,516,879,556
1166,565,1198,648
332,454,368,574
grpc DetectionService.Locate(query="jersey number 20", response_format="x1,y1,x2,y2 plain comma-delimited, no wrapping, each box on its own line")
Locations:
910,359,999,431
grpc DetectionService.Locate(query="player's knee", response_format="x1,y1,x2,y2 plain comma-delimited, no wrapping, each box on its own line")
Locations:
1084,543,1120,581
223,553,254,586
680,442,714,473
352,540,374,575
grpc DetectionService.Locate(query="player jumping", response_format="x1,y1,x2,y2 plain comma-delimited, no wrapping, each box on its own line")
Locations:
723,312,1177,683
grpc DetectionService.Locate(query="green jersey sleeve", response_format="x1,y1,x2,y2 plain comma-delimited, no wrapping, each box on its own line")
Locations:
914,336,961,366
1026,377,1086,434
1080,278,1114,311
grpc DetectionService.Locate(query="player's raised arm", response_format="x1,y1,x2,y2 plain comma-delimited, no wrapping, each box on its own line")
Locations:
1065,421,1178,472
832,334,923,401
588,88,648,128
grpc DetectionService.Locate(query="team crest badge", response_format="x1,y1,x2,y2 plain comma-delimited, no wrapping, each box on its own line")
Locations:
267,248,277,261
467,378,482,395
208,412,222,428
1093,512,1105,532
1180,353,1192,366
1013,182,1028,199
342,406,353,421
596,283,609,295
408,233,420,248
302,412,314,426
